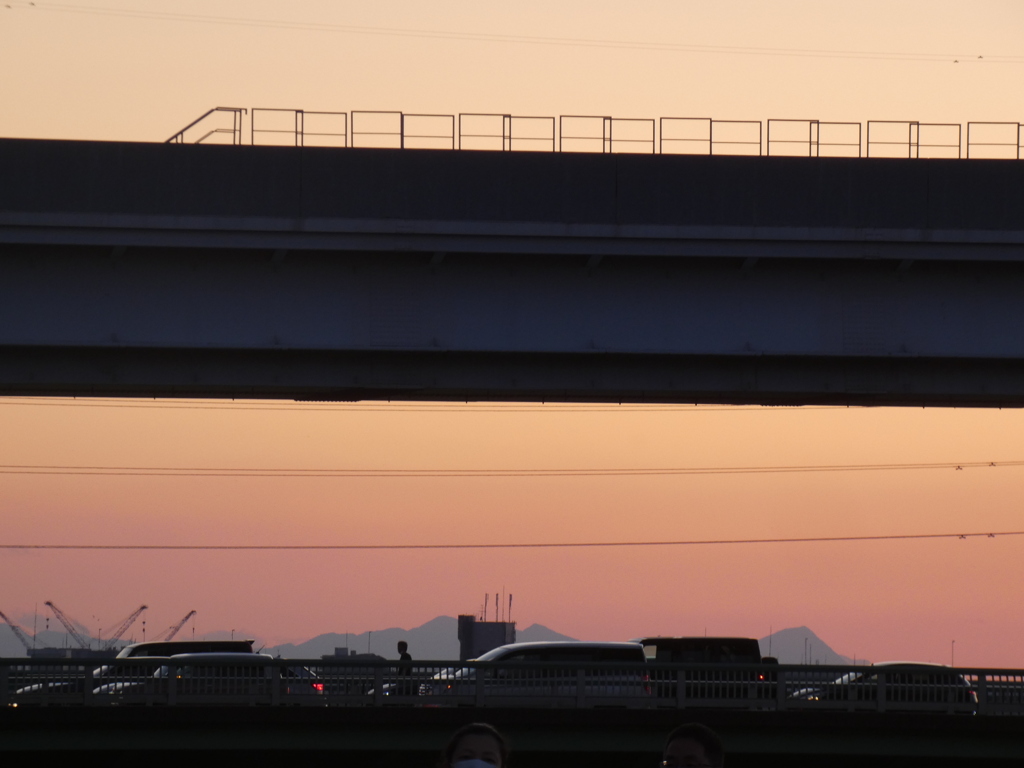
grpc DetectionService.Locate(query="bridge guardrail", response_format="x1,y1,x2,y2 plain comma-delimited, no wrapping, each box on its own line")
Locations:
659,118,762,156
866,120,962,159
251,108,348,147
559,116,656,154
967,122,1024,160
168,108,1023,160
767,119,862,157
4,658,1024,713
166,107,246,145
349,111,456,150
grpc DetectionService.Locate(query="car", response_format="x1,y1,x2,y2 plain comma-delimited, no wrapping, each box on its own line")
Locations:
632,636,770,664
93,639,258,682
417,641,650,705
92,653,324,702
789,662,977,714
14,640,260,701
632,637,776,706
113,639,256,658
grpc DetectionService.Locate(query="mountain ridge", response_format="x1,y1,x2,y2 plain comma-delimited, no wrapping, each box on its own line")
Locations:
2,619,857,663
759,625,860,665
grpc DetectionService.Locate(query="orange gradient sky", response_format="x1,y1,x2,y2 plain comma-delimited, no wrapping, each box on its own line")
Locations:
3,399,1024,666
2,1,1024,664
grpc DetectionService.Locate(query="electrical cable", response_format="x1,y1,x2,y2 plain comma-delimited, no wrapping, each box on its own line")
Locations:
6,2,1022,65
0,531,1018,551
0,459,1016,478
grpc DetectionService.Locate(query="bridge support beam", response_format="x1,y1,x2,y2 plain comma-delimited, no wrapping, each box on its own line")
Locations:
2,139,1023,405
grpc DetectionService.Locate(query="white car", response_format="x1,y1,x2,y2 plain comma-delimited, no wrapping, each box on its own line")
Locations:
418,641,650,703
14,641,260,699
93,653,324,700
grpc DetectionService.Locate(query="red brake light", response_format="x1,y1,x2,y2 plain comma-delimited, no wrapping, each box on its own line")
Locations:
312,683,324,692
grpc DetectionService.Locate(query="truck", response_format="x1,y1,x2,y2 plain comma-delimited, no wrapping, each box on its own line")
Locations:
632,636,777,706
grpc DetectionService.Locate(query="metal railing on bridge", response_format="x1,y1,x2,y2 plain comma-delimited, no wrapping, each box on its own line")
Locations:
166,107,246,145
350,111,456,150
5,658,1024,714
659,118,762,156
167,107,1023,160
767,119,862,157
866,120,963,159
967,122,1024,159
560,116,656,154
251,108,348,147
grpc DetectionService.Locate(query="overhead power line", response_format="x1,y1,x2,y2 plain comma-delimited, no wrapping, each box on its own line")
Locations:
1,531,1018,551
7,2,1022,65
0,459,1017,478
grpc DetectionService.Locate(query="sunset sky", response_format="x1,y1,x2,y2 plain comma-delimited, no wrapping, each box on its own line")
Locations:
2,1,1024,666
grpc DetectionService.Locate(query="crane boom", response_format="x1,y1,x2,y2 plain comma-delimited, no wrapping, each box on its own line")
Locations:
0,610,34,652
44,601,91,649
156,610,197,641
102,605,147,650
160,610,196,638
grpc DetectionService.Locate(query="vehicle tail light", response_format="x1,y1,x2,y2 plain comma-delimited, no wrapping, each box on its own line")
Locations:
312,683,324,692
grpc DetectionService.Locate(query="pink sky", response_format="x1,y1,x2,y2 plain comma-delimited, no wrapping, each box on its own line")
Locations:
3,399,1024,666
1,1,1024,665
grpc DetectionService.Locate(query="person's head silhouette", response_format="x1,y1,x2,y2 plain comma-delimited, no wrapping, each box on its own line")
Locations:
662,723,724,768
441,723,508,768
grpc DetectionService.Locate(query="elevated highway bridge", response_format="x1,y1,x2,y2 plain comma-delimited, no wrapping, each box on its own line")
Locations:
1,136,1023,405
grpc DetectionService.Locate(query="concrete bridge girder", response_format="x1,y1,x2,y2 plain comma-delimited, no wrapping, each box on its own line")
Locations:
1,139,1023,404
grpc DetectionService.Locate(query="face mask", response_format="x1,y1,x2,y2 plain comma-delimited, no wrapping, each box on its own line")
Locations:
453,760,497,768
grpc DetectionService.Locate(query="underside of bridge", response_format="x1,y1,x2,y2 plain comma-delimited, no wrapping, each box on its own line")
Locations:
1,138,1022,405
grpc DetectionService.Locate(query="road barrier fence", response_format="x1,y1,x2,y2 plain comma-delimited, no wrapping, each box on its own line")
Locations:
5,658,1024,714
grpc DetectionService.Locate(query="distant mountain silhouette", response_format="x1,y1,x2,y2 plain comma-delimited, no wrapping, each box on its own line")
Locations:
759,626,861,665
517,623,577,643
1,617,575,659
269,616,460,660
267,616,578,659
2,619,856,665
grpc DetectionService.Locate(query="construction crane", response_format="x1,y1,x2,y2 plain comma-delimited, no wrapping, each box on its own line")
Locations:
102,605,147,651
153,610,197,642
0,610,34,653
44,601,92,650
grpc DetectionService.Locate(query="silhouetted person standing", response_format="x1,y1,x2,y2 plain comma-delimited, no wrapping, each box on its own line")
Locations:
396,640,413,695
